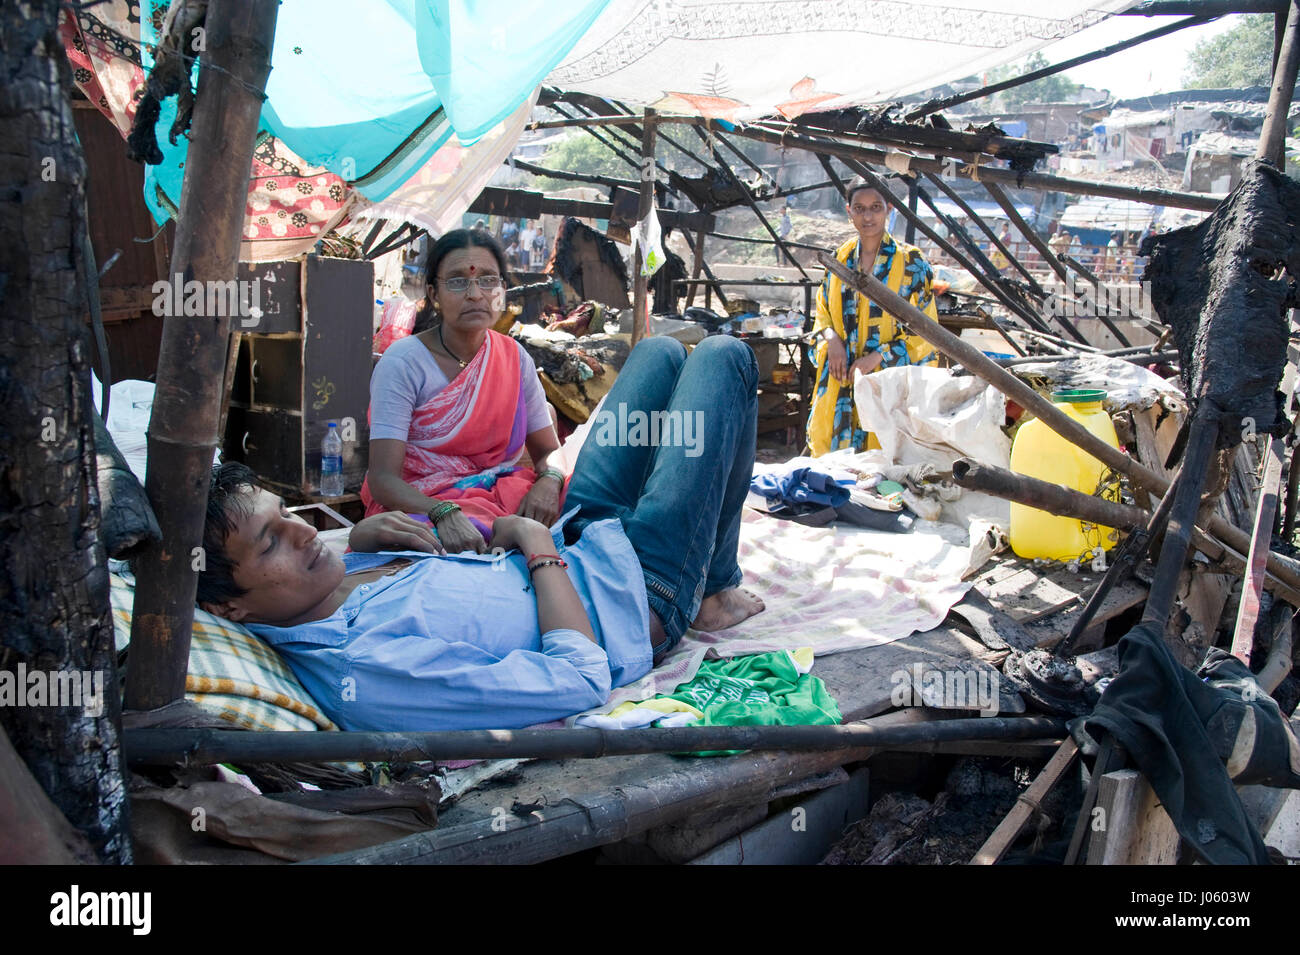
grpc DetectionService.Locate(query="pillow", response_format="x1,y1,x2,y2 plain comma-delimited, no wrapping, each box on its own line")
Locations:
108,573,336,732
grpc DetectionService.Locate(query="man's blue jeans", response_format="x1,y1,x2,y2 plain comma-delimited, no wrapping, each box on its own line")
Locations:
566,335,758,657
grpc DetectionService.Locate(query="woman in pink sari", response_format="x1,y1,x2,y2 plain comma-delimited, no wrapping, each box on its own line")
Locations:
361,229,564,553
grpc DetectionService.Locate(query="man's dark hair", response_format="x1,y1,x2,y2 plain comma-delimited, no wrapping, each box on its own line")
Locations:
195,461,261,607
844,176,885,206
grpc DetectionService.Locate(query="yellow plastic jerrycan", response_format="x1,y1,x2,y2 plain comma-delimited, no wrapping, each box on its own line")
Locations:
1009,389,1121,561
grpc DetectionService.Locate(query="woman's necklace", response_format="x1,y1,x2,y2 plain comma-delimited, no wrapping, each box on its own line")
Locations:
437,322,468,369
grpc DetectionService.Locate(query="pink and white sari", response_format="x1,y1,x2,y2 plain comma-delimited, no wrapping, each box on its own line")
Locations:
361,330,554,537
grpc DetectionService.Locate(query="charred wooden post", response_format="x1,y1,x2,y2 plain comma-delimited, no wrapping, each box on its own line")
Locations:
124,0,280,710
1,0,133,863
815,252,1300,597
685,229,706,306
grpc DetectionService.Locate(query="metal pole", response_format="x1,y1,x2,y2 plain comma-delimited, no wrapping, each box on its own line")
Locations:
904,16,1212,121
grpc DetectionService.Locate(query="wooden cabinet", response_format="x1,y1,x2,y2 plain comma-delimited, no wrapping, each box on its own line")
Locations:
223,255,373,498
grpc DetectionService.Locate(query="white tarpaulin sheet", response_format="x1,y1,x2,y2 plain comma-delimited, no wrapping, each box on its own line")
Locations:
547,0,1136,121
854,365,1012,528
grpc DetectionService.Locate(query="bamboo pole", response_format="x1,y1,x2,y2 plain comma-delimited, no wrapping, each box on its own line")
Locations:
124,0,280,710
815,252,1300,598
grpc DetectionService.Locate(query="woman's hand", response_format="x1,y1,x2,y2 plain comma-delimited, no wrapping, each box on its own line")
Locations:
490,514,553,555
349,512,445,555
825,334,849,384
849,351,883,379
435,509,488,554
517,475,562,527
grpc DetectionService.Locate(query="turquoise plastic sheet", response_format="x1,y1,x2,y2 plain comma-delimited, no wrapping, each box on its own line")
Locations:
144,0,609,219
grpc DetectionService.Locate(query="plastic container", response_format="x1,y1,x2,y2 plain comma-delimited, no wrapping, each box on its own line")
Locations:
320,422,344,498
1008,389,1120,561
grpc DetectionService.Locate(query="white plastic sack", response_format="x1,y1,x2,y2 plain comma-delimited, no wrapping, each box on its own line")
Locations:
854,365,1011,530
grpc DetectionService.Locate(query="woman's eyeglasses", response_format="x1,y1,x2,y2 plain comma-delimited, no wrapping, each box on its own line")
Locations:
440,275,504,293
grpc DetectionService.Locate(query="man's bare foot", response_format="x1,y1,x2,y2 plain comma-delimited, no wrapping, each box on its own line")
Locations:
691,588,765,632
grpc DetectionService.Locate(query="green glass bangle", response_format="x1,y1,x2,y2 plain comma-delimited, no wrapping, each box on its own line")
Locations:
427,501,461,525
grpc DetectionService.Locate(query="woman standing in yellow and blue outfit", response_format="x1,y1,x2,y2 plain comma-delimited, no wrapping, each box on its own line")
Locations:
806,177,939,456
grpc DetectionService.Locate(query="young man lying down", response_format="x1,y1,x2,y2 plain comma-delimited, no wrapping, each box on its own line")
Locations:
197,337,766,731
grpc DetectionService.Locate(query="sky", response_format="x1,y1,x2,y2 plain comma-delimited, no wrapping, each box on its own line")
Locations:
1026,13,1249,100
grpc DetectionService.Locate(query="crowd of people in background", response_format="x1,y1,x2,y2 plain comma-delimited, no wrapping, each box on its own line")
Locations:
489,217,548,272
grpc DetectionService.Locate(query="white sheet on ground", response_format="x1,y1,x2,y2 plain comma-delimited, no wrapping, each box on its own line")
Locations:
572,506,981,720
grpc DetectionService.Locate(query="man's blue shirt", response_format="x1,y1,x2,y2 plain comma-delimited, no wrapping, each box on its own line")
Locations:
246,515,651,730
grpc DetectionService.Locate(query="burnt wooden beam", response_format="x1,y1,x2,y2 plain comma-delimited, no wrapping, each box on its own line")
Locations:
783,111,1058,167
715,123,1224,213
467,185,715,233
532,114,1222,211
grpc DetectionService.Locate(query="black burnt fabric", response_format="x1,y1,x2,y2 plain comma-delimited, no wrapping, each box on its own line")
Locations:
1087,622,1300,864
1142,161,1300,439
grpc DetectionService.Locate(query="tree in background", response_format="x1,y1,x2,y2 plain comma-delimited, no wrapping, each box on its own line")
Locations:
1184,14,1279,89
985,52,1082,109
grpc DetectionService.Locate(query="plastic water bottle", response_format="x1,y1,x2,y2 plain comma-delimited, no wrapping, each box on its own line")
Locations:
320,422,344,497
